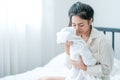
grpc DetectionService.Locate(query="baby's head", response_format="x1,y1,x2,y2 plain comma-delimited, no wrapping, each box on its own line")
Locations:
61,27,76,34
57,27,76,44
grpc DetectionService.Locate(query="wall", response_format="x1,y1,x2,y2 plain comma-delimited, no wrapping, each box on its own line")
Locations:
54,0,120,59
78,0,120,27
54,0,76,55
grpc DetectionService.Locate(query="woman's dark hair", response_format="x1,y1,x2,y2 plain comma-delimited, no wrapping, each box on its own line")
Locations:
68,1,94,26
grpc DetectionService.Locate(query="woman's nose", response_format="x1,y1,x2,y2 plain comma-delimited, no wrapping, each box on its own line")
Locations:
75,25,79,30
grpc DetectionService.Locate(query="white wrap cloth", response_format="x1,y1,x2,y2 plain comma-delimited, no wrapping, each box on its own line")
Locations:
56,27,101,80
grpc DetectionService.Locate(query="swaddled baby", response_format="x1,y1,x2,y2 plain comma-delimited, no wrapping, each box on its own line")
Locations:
57,27,100,80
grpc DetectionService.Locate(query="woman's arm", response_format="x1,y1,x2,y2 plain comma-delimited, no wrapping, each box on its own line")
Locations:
71,38,114,77
64,41,72,69
65,41,70,55
86,39,114,77
70,55,87,71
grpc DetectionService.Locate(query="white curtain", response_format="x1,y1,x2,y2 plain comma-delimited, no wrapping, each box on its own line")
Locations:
0,0,57,77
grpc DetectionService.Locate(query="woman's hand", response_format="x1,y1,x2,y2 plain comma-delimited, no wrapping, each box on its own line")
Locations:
71,56,87,71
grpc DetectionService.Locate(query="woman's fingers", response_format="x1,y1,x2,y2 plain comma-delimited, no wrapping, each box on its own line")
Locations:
70,59,76,65
66,41,70,46
79,56,83,63
70,56,87,70
70,59,80,69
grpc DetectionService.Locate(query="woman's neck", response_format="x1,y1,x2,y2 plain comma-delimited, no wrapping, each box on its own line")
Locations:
81,27,92,42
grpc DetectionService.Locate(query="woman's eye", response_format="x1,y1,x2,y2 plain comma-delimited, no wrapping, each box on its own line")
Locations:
72,24,76,27
79,24,84,27
72,24,84,27
72,25,76,27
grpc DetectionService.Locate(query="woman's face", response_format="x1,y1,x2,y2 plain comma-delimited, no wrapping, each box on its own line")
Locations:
71,15,92,36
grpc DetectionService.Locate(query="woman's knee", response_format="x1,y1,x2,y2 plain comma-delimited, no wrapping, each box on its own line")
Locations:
39,76,65,80
39,77,50,80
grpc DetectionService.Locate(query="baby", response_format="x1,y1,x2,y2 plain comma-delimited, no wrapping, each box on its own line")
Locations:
57,27,98,80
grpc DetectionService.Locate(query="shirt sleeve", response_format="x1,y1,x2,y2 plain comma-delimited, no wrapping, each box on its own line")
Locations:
86,37,114,77
64,53,72,69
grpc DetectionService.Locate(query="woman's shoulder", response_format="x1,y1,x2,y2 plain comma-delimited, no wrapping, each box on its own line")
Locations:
91,27,105,38
92,27,111,44
92,27,106,37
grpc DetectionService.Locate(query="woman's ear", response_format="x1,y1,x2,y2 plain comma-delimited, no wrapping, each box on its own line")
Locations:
89,18,93,25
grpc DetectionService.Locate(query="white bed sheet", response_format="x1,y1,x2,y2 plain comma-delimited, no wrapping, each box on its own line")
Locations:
0,52,120,80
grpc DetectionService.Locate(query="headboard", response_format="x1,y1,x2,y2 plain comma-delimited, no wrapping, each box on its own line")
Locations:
95,27,120,59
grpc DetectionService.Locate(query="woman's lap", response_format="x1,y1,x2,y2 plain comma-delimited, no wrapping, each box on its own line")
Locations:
39,76,65,80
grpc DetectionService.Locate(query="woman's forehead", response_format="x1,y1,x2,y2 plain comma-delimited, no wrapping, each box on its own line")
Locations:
71,16,88,24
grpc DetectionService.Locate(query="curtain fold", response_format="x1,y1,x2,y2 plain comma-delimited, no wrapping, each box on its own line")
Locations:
0,0,58,77
0,0,58,78
0,0,44,77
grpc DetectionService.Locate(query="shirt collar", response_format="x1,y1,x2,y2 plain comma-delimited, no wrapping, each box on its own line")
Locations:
89,27,99,39
87,27,99,45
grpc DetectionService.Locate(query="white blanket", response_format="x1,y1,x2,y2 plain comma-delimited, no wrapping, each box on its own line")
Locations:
0,53,120,80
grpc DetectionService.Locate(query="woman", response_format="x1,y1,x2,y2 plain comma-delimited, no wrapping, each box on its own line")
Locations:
40,1,114,80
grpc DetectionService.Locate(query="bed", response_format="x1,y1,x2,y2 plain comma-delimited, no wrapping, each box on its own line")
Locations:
0,27,120,80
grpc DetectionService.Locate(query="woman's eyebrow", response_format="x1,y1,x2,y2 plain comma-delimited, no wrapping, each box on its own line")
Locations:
72,22,83,24
79,23,84,24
